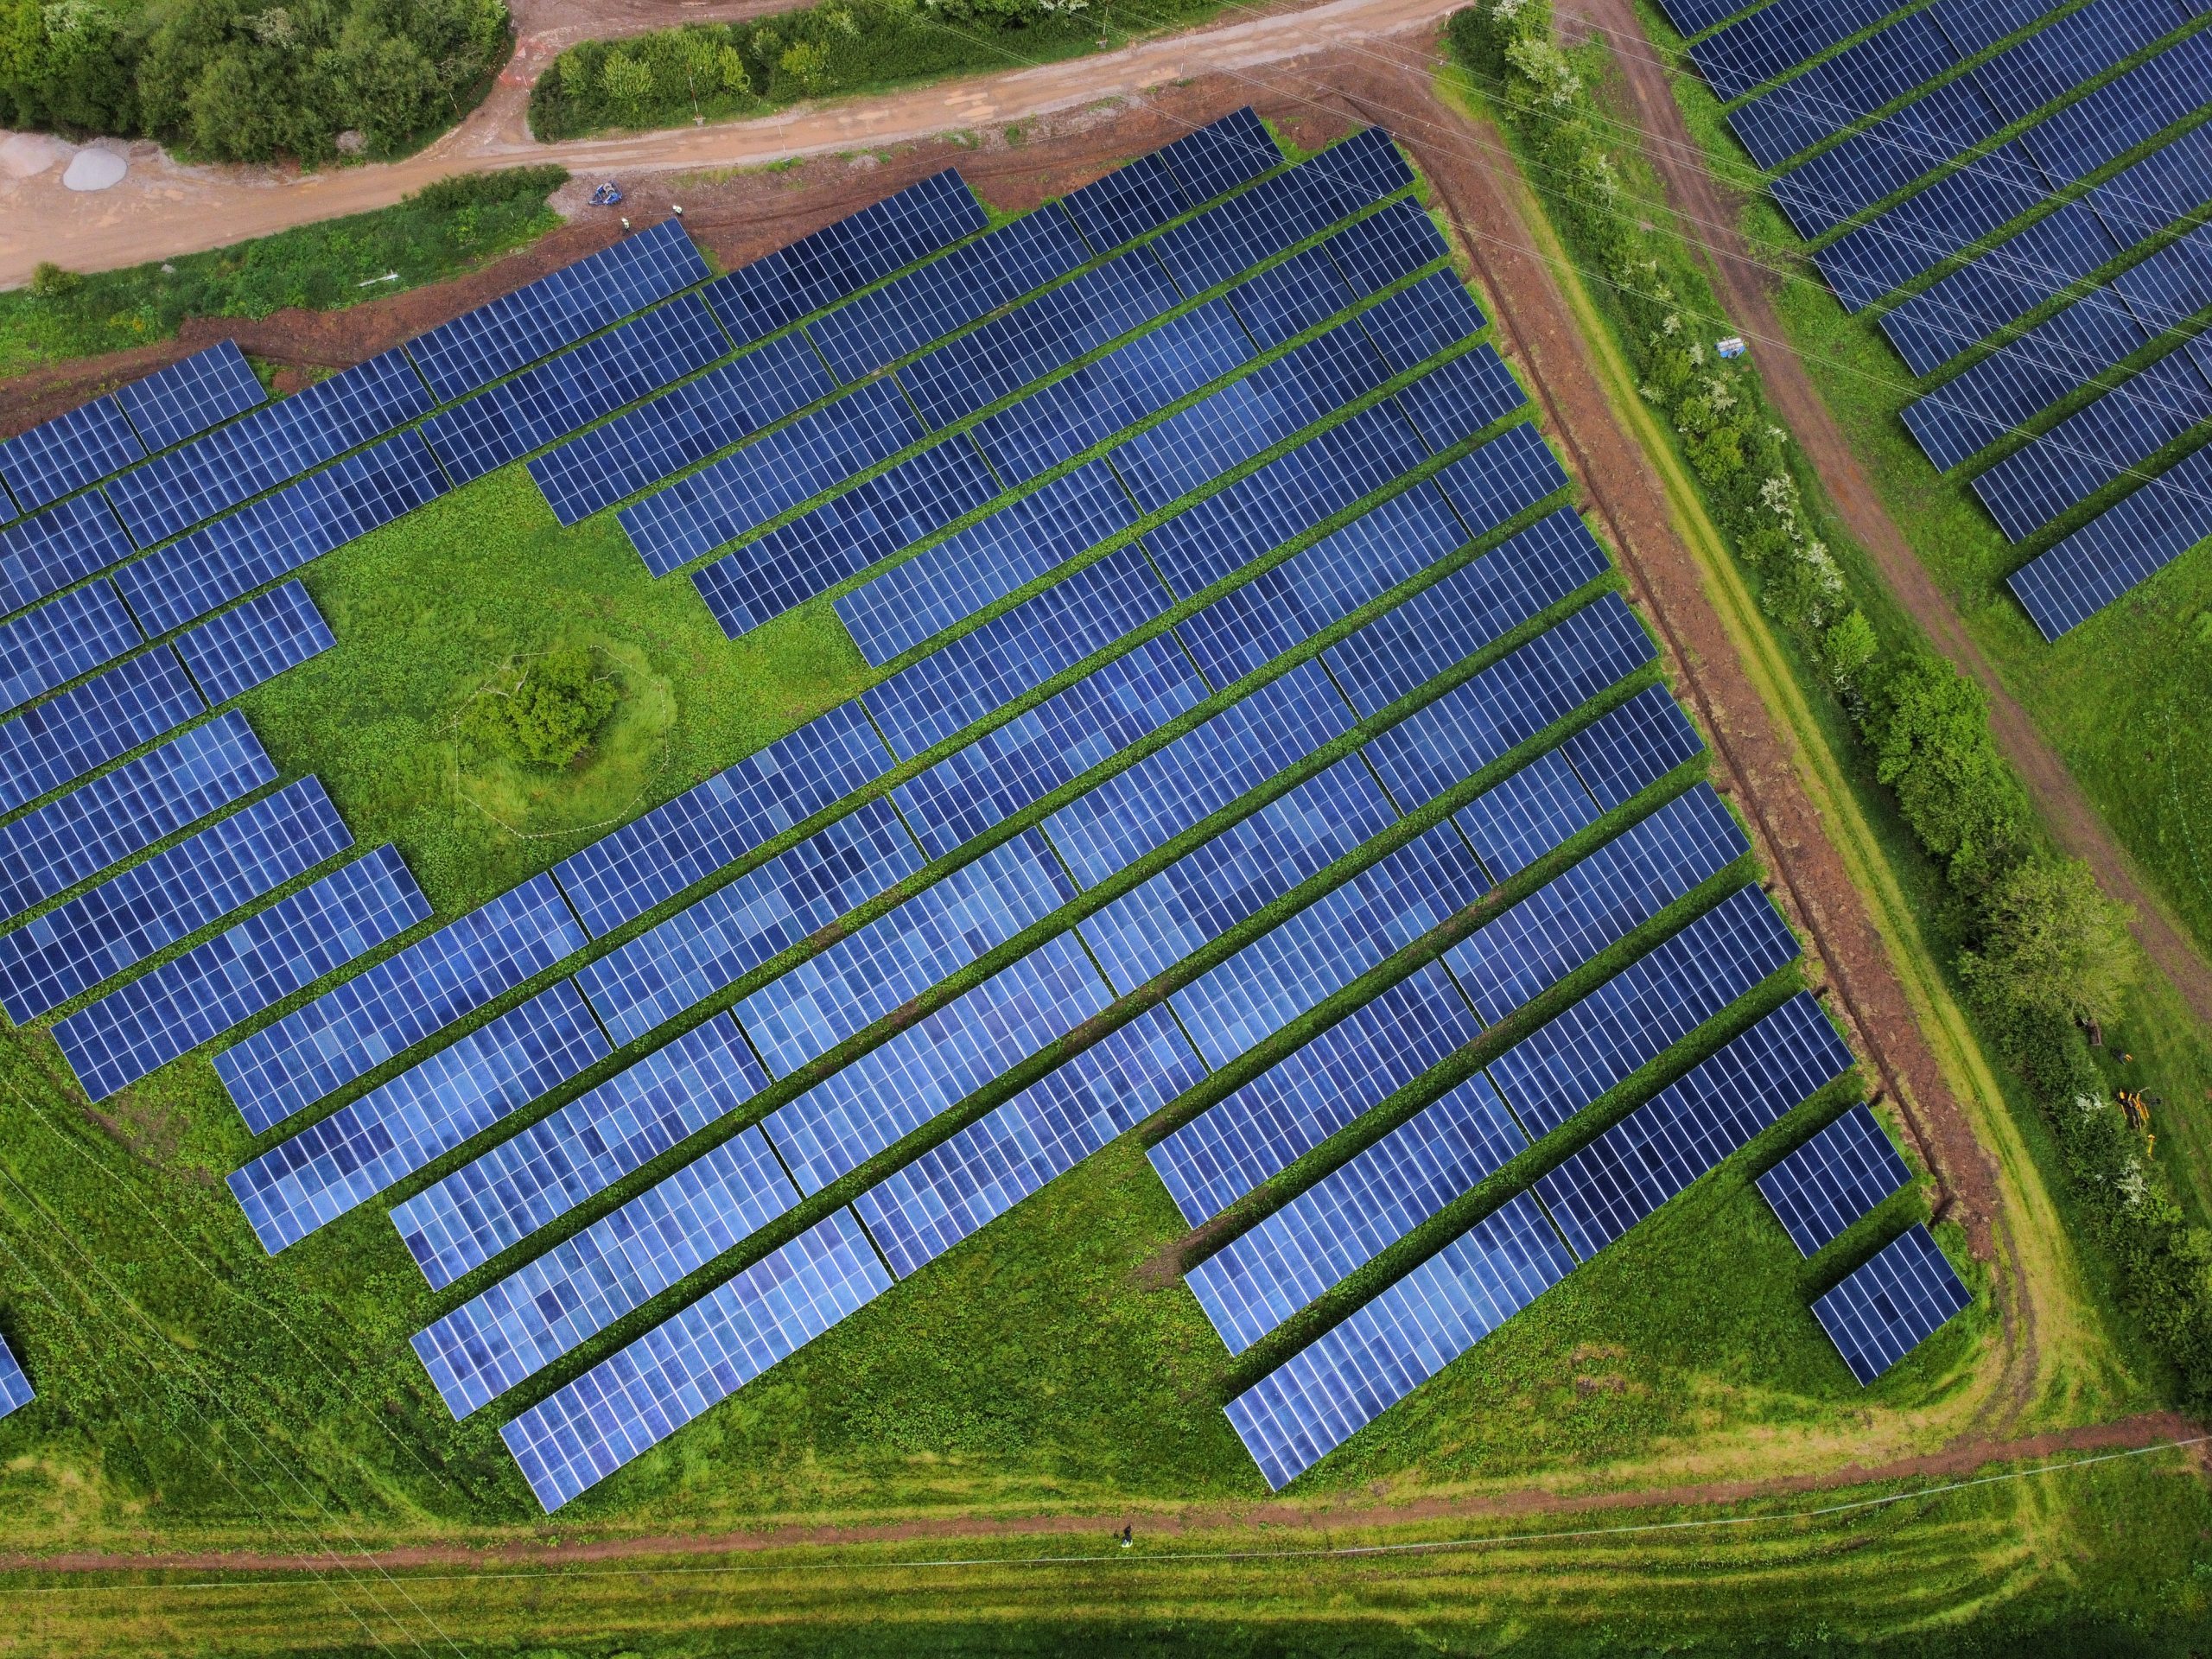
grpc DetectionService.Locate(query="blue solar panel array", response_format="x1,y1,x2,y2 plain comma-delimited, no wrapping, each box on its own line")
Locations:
0,646,202,816
0,492,136,615
0,1331,29,1419
1813,1224,1973,1382
1690,0,1904,102
118,339,268,453
55,842,428,1102
2,579,141,715
0,395,145,517
1758,1102,1913,1255
174,581,335,706
2006,441,2212,639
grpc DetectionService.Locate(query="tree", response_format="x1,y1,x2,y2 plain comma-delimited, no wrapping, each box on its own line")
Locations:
1859,652,2027,883
1959,854,2137,1027
598,48,651,115
465,646,619,767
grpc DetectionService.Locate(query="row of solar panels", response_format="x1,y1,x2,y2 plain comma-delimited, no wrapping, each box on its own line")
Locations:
0,1329,28,1421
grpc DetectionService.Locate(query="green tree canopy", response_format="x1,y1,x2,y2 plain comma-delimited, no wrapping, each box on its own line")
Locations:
1960,853,2138,1028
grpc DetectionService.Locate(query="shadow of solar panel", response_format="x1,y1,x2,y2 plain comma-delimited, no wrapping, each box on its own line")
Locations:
973,299,1255,486
1491,883,1799,1139
0,777,347,1025
576,796,925,1047
1728,11,1961,170
393,1015,768,1292
1079,754,1396,995
1357,273,1491,374
2004,442,2212,638
0,709,272,922
862,543,1173,760
1172,822,1491,1068
216,871,588,1134
621,376,921,578
1046,662,1354,888
229,978,609,1255
1189,1069,1524,1355
528,333,835,525
1561,682,1705,810
1323,199,1452,301
1879,201,2118,376
2,580,142,715
0,1332,29,1419
1770,77,2005,239
1688,0,1902,101
1971,347,2212,541
854,1005,1207,1276
893,635,1209,857
57,842,427,1102
1535,991,1853,1258
1903,289,2148,469
1758,1101,1912,1255
501,1211,890,1512
834,459,1136,667
806,207,1091,384
1813,1223,1971,1382
0,396,143,515
1451,750,1599,883
0,646,201,815
413,1122,801,1418
1229,242,1357,351
704,171,985,348
692,435,1001,637
1146,400,1432,598
1446,783,1748,1025
1818,140,2050,310
763,930,1111,1193
1147,972,1482,1229
116,432,448,637
2112,220,2212,335
116,340,265,454
406,219,709,402
0,493,136,616
2024,29,2212,187
735,830,1072,1077
1223,1190,1572,1491
423,296,728,486
175,582,334,706
1329,508,1613,718
1176,484,1467,688
106,347,433,545
552,699,892,938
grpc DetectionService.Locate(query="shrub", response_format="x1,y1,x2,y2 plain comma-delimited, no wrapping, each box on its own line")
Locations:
463,646,618,767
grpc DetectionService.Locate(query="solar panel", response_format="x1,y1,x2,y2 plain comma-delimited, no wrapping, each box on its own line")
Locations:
1879,200,2120,376
862,543,1175,761
1059,155,1193,258
703,171,987,348
0,1331,29,1420
115,432,449,638
1970,0,2178,124
392,1014,767,1291
116,339,267,453
0,710,273,922
1227,242,1357,352
1817,140,2051,311
405,219,710,402
2005,442,2212,639
763,930,1111,1194
735,829,1073,1077
105,347,433,545
691,435,1001,638
1222,1191,1572,1491
1728,11,1962,170
2082,119,2212,248
500,1210,891,1512
0,492,136,615
1357,273,1491,375
1450,749,1599,882
853,1005,1207,1276
0,397,143,515
2025,28,2212,188
0,646,202,815
528,333,836,525
1535,991,1854,1258
575,797,925,1047
1758,1102,1913,1255
1933,0,2059,59
1770,76,2005,239
423,295,730,486
1813,1224,1972,1382
833,459,1138,666
1170,822,1491,1068
1903,289,2148,470
1688,0,1902,101
1186,1070,1524,1355
1389,344,1529,452
215,871,588,1135
0,777,349,1024
55,842,428,1103
1561,683,1705,810
412,1122,800,1418
2111,220,2212,337
1488,884,1800,1138
1446,783,1750,1023
2,580,142,715
228,978,609,1255
892,636,1208,858
1654,0,1760,39
173,582,335,706
1156,106,1280,211
1322,198,1453,301
552,698,893,938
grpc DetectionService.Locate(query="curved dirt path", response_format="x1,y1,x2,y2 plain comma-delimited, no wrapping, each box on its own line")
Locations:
0,0,1452,289
1560,0,2212,1032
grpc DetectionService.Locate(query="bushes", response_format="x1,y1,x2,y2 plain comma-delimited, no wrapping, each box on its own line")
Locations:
0,0,510,163
463,645,619,766
1446,0,2212,1402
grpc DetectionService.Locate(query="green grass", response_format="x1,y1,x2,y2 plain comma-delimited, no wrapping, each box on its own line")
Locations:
0,169,571,379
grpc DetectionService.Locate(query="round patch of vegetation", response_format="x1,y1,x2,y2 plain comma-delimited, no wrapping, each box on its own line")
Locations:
456,641,675,841
464,644,618,767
